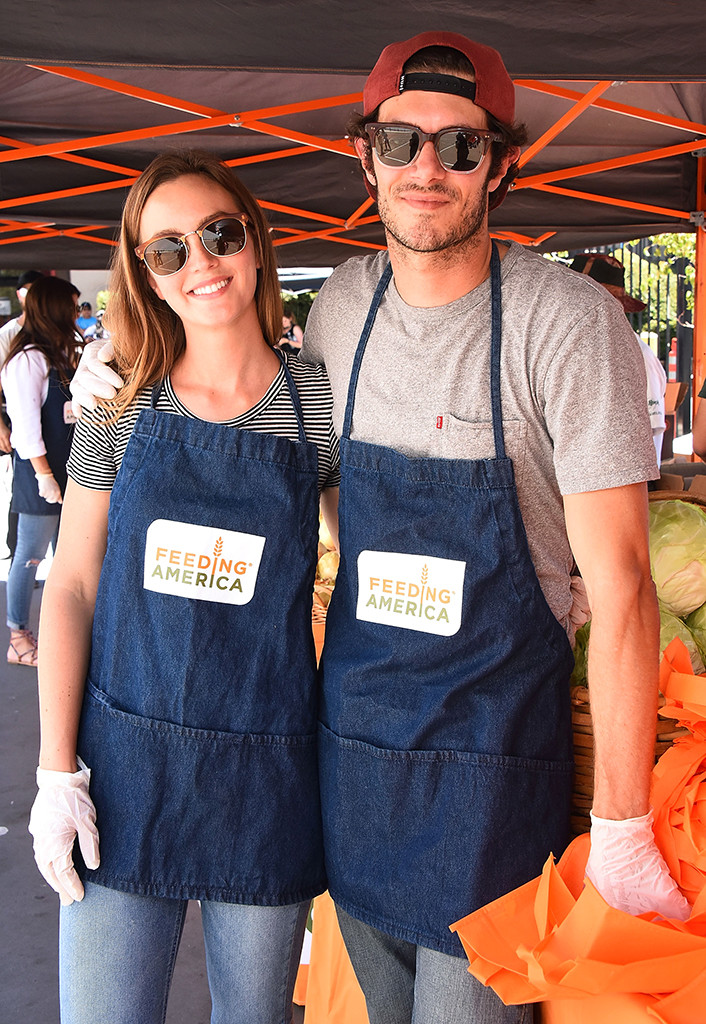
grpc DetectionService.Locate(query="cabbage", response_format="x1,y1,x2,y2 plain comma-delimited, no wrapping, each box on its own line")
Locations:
570,621,590,687
659,606,705,674
685,601,706,667
649,500,706,616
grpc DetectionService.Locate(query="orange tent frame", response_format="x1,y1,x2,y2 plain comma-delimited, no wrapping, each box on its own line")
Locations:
1,64,705,423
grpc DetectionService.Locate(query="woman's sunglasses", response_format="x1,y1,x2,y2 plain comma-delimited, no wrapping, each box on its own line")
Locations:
365,123,501,174
135,215,249,277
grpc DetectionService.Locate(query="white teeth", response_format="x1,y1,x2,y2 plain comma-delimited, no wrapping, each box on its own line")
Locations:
192,279,229,296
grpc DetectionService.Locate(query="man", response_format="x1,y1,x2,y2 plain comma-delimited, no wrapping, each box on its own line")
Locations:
570,252,667,465
71,31,688,1024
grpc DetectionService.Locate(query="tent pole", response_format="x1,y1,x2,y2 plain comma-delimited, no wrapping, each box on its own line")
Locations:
693,155,706,452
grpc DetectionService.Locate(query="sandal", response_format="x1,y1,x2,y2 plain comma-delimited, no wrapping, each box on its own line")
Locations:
7,629,38,667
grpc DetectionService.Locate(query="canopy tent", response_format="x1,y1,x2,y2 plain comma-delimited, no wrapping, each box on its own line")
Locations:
1,0,705,387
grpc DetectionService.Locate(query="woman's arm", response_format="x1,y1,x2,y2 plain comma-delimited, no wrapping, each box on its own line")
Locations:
1,348,48,459
37,478,110,771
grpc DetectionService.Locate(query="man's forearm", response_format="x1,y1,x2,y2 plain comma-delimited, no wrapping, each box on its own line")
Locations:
588,571,660,819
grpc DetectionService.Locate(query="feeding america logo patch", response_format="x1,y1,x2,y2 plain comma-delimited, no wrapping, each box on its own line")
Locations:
356,550,466,636
143,519,265,605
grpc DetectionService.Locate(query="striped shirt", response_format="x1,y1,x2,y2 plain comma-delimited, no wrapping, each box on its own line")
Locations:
67,353,340,493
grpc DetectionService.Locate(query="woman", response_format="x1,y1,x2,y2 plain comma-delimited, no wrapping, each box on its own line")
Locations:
2,276,79,667
279,311,304,353
28,150,340,1024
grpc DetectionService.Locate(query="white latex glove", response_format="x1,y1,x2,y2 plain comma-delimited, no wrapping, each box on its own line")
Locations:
568,573,591,630
586,809,690,920
28,763,100,905
70,340,122,418
35,471,62,504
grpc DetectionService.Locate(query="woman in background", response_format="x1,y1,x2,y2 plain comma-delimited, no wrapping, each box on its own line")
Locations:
2,276,78,666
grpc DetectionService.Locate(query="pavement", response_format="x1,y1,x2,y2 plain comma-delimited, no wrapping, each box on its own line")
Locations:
0,469,305,1022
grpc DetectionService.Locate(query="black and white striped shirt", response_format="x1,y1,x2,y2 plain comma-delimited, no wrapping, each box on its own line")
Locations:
67,353,340,493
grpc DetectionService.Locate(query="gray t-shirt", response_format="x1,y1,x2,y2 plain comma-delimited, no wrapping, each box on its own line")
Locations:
301,241,658,633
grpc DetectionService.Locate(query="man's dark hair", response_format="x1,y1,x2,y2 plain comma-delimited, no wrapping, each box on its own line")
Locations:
348,46,528,190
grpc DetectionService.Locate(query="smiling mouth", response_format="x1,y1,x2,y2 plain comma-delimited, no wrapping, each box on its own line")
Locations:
190,277,231,296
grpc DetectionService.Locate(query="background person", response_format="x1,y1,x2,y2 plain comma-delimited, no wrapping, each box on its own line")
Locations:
2,276,79,667
0,270,45,454
75,302,97,334
279,310,304,353
29,150,339,1024
570,252,667,465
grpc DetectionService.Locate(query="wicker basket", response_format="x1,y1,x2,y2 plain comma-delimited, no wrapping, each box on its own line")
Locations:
570,685,688,837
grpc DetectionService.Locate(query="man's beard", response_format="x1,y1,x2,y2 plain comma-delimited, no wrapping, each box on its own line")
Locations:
375,178,490,257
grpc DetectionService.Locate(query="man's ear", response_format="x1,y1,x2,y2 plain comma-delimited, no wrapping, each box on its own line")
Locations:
354,137,377,188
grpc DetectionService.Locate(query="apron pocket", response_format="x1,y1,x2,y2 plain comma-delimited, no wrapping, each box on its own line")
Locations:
77,682,325,905
319,722,572,956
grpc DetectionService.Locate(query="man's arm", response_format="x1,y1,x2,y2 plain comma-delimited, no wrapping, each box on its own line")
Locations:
564,483,657,818
564,482,690,918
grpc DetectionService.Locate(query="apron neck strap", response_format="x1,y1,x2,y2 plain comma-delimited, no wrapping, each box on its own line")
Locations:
341,261,393,440
341,244,506,459
274,349,307,443
488,241,506,461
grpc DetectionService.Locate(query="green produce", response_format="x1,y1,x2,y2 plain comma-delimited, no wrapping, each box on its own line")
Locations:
659,605,705,674
685,601,706,667
648,500,706,617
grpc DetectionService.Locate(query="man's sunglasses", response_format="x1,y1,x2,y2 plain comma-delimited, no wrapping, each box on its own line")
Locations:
135,215,249,277
365,123,501,174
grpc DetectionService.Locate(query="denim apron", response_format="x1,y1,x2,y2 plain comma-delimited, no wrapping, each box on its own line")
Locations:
77,355,326,905
12,367,73,514
319,246,575,954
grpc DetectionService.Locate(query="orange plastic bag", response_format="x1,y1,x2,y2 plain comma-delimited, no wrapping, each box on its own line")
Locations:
299,892,369,1024
652,640,706,910
451,640,706,1022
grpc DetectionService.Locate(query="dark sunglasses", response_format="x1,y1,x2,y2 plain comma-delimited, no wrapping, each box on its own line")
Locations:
365,123,501,174
135,215,249,277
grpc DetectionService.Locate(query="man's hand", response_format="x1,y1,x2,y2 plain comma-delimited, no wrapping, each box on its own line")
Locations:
586,810,690,920
70,340,123,418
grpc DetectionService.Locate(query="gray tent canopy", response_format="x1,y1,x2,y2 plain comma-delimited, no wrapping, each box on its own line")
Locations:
0,1,705,270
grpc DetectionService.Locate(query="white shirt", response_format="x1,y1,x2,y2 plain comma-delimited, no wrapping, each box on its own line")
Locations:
0,317,22,366
638,337,667,465
0,348,50,459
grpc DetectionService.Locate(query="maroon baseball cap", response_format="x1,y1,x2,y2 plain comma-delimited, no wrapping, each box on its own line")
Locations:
570,253,646,313
363,31,515,125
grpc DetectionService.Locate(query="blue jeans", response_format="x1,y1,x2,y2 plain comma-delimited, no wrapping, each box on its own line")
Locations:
5,512,58,629
336,906,533,1024
60,882,309,1024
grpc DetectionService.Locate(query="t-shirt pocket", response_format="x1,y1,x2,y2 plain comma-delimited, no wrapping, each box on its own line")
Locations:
439,415,528,485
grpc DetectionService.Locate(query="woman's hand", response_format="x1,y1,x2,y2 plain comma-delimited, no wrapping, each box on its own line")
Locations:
70,340,123,418
28,763,100,905
35,471,62,504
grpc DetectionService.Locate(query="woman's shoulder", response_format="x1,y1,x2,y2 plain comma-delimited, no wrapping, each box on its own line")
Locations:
282,351,332,393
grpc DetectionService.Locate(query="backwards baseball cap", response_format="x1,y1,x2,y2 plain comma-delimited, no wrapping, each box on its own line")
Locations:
360,32,516,210
363,31,515,125
570,253,646,313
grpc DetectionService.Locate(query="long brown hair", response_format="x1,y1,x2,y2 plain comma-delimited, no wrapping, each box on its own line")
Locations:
5,276,80,380
106,149,283,416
